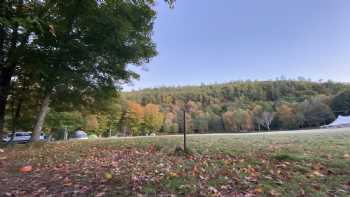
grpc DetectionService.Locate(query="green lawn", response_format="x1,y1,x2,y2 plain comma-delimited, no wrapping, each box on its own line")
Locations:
1,128,350,196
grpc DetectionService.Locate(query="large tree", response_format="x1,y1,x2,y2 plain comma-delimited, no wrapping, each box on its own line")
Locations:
1,0,172,140
0,0,42,137
28,0,158,141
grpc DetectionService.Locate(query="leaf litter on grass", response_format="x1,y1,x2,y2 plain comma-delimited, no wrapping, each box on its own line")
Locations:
0,130,350,196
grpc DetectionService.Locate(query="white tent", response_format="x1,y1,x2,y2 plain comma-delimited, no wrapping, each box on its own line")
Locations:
321,115,350,128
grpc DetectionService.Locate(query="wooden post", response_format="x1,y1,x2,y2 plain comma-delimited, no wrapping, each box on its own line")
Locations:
183,110,187,152
64,126,68,141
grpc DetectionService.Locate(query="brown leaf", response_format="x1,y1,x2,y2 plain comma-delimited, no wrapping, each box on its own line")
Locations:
192,166,198,176
255,186,263,193
19,165,33,173
269,189,281,196
245,176,258,182
312,163,322,171
312,184,321,191
63,177,72,186
312,170,324,177
104,172,113,180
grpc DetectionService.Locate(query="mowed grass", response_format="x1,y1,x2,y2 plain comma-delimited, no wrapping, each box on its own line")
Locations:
1,128,350,196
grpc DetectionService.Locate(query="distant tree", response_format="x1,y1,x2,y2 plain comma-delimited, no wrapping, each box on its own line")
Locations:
207,112,225,132
242,111,254,131
176,109,192,133
192,111,209,133
125,101,144,136
300,99,335,127
144,104,164,134
45,110,85,140
331,90,350,116
261,112,274,131
222,111,237,132
90,95,124,137
85,115,99,134
252,105,264,131
251,104,274,131
163,112,178,133
275,103,298,129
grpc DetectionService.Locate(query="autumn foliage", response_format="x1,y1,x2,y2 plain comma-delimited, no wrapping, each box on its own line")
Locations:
121,101,164,135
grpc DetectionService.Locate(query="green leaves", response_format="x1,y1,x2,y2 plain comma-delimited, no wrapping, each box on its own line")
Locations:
331,89,350,116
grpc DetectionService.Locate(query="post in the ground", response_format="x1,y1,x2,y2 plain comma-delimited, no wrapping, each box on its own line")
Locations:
183,110,187,152
64,126,68,141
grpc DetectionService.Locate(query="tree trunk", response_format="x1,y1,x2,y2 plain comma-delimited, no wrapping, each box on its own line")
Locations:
0,70,13,137
31,93,51,142
0,15,20,137
8,96,23,143
64,127,68,141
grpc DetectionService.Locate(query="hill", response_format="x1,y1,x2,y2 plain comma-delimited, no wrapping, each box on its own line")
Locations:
123,80,350,134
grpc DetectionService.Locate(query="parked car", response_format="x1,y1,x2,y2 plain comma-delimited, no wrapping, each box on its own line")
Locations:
2,131,47,143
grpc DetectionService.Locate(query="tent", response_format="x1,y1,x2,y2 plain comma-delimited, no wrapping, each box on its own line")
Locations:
74,130,88,139
321,115,350,128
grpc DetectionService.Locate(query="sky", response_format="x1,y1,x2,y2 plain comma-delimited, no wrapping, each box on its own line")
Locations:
124,0,350,91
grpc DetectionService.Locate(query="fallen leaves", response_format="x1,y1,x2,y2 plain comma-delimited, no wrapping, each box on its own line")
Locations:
311,163,322,171
306,162,326,177
269,189,281,196
104,172,113,180
19,165,33,173
311,170,324,177
254,186,263,193
344,153,350,160
63,177,73,186
1,133,350,196
169,172,178,177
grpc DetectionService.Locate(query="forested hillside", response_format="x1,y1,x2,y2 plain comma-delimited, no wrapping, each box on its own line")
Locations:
123,80,350,134
8,80,349,138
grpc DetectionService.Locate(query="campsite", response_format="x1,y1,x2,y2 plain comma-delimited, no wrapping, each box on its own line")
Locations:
1,0,350,196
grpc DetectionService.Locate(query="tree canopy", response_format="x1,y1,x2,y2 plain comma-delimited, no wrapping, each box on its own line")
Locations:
1,0,162,140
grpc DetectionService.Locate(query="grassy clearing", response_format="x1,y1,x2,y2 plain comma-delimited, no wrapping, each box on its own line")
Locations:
0,128,350,196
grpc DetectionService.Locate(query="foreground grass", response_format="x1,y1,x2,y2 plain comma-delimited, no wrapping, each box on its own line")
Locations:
1,129,350,196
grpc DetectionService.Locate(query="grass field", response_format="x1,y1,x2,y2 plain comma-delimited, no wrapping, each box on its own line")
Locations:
1,128,350,196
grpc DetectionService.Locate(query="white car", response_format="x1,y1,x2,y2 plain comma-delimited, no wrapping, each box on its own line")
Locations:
2,131,46,143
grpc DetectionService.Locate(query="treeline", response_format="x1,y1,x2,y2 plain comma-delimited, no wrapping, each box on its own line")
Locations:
122,80,350,134
7,80,349,138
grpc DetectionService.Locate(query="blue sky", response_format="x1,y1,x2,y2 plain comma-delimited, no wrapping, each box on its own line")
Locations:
124,0,350,91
